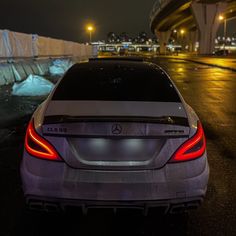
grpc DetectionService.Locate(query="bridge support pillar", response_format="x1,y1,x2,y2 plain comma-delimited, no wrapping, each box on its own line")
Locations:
191,1,227,54
155,30,171,54
186,30,198,53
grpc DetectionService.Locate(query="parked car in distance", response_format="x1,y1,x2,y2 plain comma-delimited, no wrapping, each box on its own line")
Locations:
213,49,230,56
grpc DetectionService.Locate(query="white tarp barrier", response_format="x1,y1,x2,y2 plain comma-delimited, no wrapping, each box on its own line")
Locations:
55,39,65,55
80,44,87,58
0,30,6,57
63,41,80,56
91,45,98,57
33,35,65,56
33,36,75,57
85,45,93,58
73,43,80,56
32,35,51,57
0,30,12,57
63,41,74,56
8,31,33,57
12,74,54,96
32,34,39,57
0,30,33,57
47,38,64,56
63,41,93,58
1,29,96,58
75,44,82,57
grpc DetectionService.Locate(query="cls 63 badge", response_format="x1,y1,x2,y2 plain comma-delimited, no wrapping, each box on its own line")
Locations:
47,127,67,133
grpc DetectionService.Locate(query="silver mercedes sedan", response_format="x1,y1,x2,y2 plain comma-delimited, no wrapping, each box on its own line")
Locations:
21,58,209,214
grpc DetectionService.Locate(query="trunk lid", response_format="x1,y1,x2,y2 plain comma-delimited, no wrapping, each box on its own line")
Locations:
41,101,190,169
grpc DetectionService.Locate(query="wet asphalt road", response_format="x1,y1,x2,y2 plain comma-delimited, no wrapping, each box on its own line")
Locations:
0,57,236,235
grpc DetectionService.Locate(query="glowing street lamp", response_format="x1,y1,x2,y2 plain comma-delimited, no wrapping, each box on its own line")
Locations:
180,29,185,35
219,15,224,21
86,25,94,43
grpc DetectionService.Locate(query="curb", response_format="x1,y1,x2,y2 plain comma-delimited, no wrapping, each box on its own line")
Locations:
154,56,236,72
182,58,236,72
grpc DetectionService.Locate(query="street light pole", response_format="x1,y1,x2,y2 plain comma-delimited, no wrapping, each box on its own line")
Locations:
89,31,92,43
223,18,227,53
86,25,94,44
219,15,227,55
180,29,185,52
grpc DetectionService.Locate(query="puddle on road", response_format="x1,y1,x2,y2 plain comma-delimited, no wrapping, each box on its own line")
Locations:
194,66,211,70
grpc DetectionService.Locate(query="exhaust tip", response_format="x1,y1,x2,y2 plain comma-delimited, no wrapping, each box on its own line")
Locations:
27,199,60,212
28,201,44,211
44,203,60,212
169,204,186,214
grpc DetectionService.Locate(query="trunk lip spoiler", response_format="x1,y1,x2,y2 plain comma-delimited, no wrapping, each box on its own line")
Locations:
42,133,189,139
43,115,189,127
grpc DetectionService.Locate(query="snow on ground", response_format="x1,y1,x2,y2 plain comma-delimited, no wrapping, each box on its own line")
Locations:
11,74,54,96
49,59,74,76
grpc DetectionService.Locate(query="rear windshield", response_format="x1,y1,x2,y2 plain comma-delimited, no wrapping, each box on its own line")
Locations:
52,61,181,102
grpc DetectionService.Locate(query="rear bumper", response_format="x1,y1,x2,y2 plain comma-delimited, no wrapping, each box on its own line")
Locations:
21,152,209,208
25,195,203,214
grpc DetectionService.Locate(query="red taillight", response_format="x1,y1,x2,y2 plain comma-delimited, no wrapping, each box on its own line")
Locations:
25,120,62,161
169,121,206,163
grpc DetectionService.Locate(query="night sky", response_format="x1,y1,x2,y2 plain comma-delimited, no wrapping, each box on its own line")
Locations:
0,0,156,42
0,0,235,43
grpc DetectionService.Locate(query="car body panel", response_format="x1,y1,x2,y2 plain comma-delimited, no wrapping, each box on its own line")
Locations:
21,151,208,201
21,59,209,212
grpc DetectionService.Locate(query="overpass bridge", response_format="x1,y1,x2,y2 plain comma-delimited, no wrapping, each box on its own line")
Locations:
150,0,236,54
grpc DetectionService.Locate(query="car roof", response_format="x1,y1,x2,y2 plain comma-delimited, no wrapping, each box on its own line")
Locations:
89,56,144,62
69,57,163,73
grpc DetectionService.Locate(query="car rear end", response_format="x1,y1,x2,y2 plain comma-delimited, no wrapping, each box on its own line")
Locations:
21,59,209,214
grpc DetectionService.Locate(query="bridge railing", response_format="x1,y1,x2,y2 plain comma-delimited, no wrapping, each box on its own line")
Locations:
150,0,172,22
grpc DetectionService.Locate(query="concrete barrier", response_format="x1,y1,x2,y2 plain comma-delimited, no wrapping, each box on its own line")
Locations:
0,63,15,85
0,58,70,86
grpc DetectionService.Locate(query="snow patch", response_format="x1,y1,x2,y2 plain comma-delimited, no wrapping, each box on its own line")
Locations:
49,59,73,76
12,75,54,96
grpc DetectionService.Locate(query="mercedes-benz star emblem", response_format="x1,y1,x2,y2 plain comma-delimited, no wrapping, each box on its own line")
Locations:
111,124,122,135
